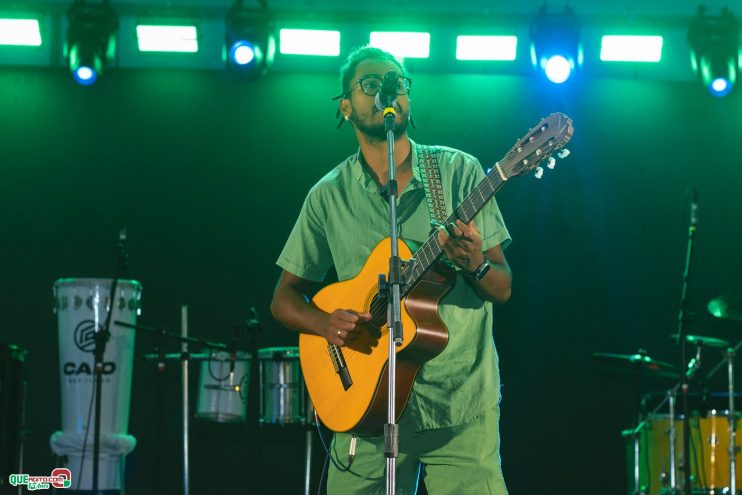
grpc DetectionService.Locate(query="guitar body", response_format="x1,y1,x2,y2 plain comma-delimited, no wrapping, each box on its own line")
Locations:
299,237,454,433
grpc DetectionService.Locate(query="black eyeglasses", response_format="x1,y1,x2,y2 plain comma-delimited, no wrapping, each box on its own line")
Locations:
332,74,413,100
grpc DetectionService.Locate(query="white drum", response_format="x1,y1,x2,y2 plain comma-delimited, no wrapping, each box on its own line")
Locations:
49,278,141,491
196,351,251,423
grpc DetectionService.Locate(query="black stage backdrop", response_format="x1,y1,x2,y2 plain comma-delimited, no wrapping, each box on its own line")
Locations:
1,66,741,494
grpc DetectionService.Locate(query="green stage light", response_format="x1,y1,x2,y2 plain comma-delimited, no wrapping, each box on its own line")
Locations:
369,31,430,59
279,29,340,56
456,35,517,61
0,19,41,46
600,36,663,62
136,25,198,52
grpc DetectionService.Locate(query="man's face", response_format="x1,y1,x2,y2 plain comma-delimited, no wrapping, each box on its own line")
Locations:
342,58,410,143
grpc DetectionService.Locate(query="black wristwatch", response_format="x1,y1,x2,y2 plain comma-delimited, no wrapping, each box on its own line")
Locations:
471,260,491,280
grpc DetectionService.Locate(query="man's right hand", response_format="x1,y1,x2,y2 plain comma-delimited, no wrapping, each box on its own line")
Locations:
322,309,372,346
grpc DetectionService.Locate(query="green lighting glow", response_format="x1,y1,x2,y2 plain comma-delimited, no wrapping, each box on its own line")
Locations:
456,35,517,61
369,31,430,59
0,19,41,46
600,35,663,63
136,25,198,53
279,29,340,56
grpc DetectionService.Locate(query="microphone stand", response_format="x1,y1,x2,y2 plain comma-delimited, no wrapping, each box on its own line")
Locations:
93,223,128,493
676,191,697,494
376,92,404,495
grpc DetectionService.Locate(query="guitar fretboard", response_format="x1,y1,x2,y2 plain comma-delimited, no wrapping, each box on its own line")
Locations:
402,168,507,294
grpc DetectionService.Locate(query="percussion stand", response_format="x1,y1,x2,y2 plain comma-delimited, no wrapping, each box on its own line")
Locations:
376,81,404,495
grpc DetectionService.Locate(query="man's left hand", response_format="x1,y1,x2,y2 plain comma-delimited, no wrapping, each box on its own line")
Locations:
436,219,485,273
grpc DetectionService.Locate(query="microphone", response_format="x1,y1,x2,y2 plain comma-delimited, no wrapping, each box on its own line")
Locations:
118,220,129,269
229,326,239,379
157,345,165,373
374,71,399,112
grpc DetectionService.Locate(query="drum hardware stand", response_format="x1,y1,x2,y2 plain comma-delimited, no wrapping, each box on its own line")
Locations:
92,222,128,494
181,305,190,495
373,71,405,495
153,327,168,495
624,384,681,495
675,189,698,495
706,340,742,494
116,320,229,495
304,401,315,495
668,391,678,493
242,308,262,495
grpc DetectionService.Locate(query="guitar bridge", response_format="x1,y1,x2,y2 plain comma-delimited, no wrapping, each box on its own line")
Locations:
327,343,353,391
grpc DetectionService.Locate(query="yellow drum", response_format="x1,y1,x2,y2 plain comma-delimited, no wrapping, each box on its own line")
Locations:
626,412,742,495
692,410,742,493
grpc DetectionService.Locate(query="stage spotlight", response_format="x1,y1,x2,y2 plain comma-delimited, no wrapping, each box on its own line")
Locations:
530,6,581,84
66,0,117,86
688,7,739,97
225,0,276,76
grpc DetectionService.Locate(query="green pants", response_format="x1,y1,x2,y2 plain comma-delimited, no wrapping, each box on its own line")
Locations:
327,407,508,495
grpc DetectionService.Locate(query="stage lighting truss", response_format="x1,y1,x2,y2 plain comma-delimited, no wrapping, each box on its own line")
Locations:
65,0,118,85
688,7,740,97
530,6,582,84
225,0,276,76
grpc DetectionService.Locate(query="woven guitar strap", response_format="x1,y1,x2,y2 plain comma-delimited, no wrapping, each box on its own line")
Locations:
416,145,448,229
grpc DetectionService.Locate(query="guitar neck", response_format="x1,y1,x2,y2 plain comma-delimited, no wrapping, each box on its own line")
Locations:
403,168,507,294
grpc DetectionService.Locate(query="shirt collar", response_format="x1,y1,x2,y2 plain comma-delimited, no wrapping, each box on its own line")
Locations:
350,138,421,194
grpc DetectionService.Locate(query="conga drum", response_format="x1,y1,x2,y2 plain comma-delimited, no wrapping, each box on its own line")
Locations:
49,278,141,490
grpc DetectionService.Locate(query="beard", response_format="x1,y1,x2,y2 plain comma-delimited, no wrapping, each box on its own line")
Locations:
350,105,409,143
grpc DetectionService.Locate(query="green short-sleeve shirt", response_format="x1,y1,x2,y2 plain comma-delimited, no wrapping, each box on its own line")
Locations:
277,139,511,430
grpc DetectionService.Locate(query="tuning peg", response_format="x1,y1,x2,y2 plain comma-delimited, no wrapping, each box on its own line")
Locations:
557,149,571,159
547,156,556,170
534,167,544,179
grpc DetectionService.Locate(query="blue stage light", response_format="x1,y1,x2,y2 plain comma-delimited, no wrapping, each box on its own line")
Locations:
709,77,732,96
229,40,257,66
543,55,572,84
688,7,738,97
225,1,275,76
72,66,97,85
66,1,117,86
530,6,581,84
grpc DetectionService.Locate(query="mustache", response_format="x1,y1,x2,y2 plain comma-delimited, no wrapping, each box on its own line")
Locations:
372,101,405,114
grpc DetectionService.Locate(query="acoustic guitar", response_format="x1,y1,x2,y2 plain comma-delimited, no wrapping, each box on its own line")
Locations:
300,113,574,433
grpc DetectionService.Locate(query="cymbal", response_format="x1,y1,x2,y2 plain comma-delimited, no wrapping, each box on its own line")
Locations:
708,293,742,321
591,352,679,376
669,333,730,349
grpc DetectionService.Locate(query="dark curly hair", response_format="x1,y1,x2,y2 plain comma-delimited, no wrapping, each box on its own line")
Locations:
339,46,407,96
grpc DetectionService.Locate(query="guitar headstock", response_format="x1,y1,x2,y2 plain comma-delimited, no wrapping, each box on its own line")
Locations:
495,113,574,180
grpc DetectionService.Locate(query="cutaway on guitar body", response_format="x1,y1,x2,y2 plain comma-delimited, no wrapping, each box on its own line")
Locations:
299,237,453,433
